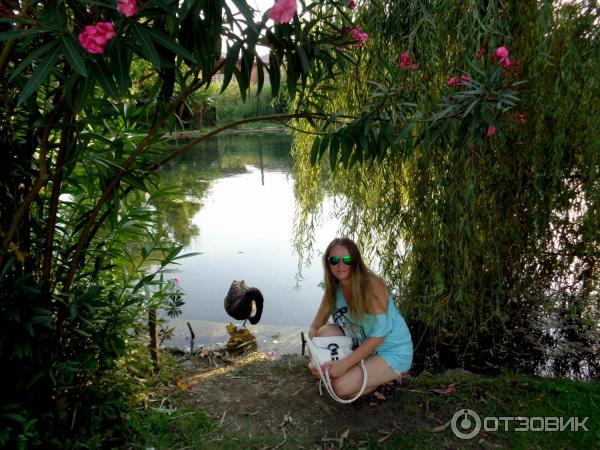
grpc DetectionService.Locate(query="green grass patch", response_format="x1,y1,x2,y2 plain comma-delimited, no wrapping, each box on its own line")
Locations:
370,369,599,449
126,407,215,448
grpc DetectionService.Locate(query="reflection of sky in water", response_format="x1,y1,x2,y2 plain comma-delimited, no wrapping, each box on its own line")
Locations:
173,165,340,326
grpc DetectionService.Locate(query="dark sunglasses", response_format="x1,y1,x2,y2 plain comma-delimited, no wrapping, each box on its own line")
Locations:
328,255,352,266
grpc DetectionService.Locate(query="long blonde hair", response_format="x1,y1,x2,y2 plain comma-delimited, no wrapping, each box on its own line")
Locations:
322,237,382,320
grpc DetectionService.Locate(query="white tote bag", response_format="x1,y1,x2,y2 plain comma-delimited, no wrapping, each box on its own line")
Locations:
306,335,368,403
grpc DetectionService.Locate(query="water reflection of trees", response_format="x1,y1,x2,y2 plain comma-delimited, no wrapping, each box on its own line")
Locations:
155,132,294,247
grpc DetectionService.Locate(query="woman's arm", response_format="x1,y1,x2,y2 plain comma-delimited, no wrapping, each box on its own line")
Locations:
308,296,330,339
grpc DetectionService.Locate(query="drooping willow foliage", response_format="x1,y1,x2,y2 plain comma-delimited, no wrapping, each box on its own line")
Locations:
293,0,600,376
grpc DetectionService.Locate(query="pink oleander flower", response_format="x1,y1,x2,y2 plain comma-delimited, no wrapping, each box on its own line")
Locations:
268,0,297,24
460,75,470,83
117,0,138,17
494,46,511,67
78,22,116,54
348,0,357,8
400,52,411,69
487,125,497,136
350,27,368,47
267,351,277,357
495,46,509,59
411,63,419,69
447,76,460,86
173,276,181,284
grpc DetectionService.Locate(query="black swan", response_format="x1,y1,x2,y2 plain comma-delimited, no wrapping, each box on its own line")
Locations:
224,280,264,326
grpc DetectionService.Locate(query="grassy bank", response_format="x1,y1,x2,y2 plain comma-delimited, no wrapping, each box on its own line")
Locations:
181,83,288,132
123,353,599,449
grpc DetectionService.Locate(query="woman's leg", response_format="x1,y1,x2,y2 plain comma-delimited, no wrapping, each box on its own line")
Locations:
315,323,345,337
331,354,397,399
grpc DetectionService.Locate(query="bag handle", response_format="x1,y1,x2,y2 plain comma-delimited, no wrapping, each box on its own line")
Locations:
306,337,368,404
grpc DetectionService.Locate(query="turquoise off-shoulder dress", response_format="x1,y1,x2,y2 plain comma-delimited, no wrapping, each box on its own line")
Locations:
331,285,413,373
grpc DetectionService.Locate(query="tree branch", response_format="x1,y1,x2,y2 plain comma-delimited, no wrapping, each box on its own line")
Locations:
42,110,73,288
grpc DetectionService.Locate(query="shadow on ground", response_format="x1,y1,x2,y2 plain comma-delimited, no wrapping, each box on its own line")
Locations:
170,350,447,448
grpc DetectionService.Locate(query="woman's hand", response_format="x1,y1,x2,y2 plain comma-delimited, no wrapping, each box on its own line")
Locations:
322,358,351,378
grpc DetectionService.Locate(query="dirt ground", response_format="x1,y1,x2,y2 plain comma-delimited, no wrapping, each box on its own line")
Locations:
168,343,424,449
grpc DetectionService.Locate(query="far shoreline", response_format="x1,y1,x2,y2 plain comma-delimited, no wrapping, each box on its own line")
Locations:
166,125,288,140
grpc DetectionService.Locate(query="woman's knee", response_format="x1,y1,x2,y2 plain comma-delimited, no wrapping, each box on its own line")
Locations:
332,376,362,399
331,378,351,398
315,324,344,337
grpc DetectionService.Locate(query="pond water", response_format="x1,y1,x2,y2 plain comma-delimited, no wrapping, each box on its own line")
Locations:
159,130,339,352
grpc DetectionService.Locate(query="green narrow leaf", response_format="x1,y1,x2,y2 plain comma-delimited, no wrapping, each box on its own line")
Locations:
111,43,132,96
319,134,330,161
234,66,247,101
0,258,15,278
340,133,353,167
17,43,60,105
329,133,340,171
221,42,240,93
296,44,310,74
236,49,252,100
383,120,394,145
463,98,480,118
377,127,387,162
171,251,203,261
8,41,57,83
143,26,196,63
255,56,265,96
165,244,184,262
133,24,161,70
230,0,255,24
286,59,297,100
350,141,363,167
62,34,88,77
268,52,281,97
0,28,48,42
397,121,415,141
92,60,120,99
122,171,148,192
310,136,321,165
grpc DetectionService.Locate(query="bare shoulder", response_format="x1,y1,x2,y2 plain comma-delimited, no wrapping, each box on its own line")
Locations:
367,276,388,314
